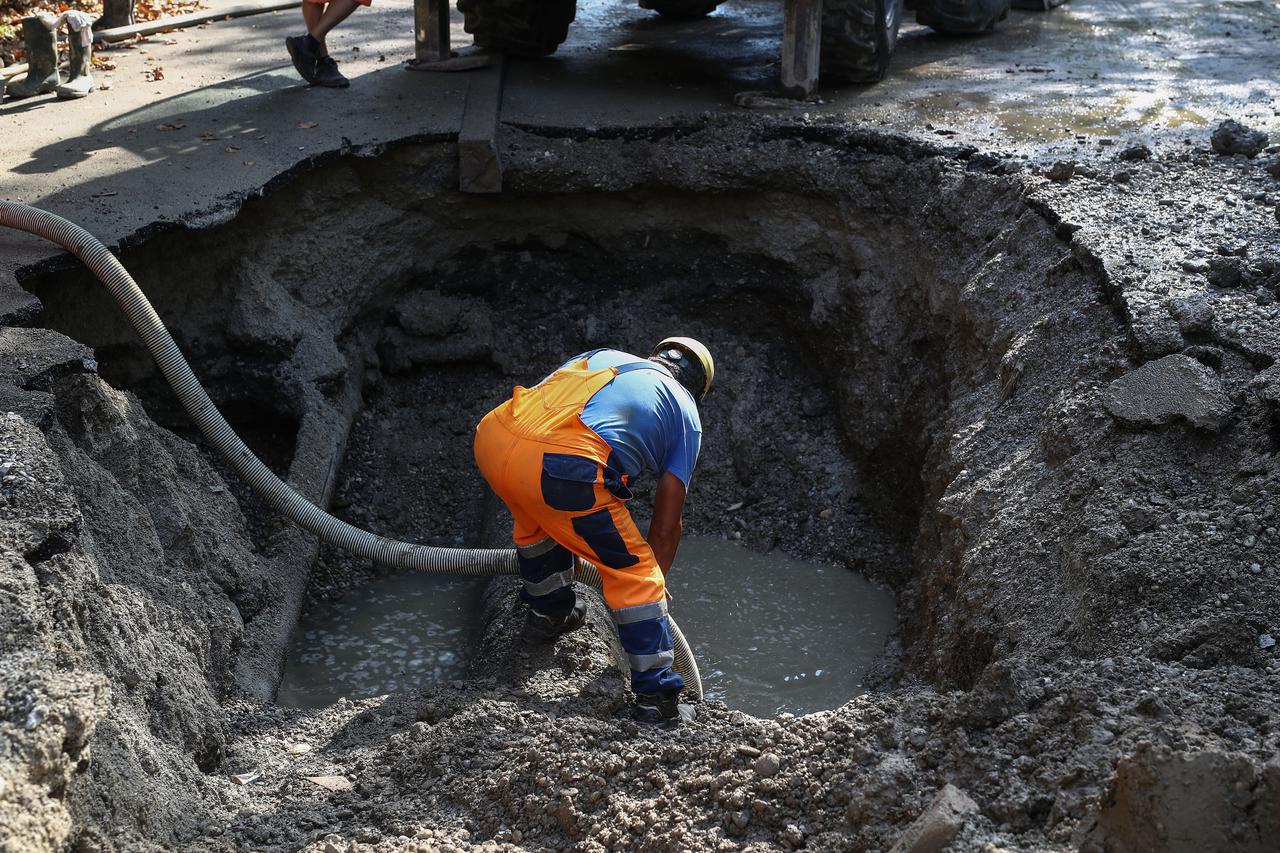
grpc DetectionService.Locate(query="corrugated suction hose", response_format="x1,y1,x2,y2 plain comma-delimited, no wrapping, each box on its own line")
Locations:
0,200,703,700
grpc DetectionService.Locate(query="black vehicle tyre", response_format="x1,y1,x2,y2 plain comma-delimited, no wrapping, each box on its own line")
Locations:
820,0,903,84
916,0,1010,33
458,0,577,57
639,0,722,19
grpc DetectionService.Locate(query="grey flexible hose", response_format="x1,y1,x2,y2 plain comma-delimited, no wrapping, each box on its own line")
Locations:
0,200,703,701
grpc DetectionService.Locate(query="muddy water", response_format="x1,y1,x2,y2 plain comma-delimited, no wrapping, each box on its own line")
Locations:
276,575,484,708
671,537,895,718
277,539,893,715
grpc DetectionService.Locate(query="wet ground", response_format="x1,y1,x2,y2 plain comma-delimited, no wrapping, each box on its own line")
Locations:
671,537,896,717
277,536,895,716
277,574,484,708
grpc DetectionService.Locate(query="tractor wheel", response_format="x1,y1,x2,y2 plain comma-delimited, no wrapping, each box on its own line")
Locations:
458,0,577,57
820,0,903,84
639,0,722,19
915,0,1010,34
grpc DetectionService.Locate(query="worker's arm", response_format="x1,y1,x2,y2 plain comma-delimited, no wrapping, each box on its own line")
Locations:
647,471,686,577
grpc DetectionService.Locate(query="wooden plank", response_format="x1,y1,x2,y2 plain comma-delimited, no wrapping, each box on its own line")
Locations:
414,0,451,63
780,0,822,98
93,0,299,43
457,53,506,194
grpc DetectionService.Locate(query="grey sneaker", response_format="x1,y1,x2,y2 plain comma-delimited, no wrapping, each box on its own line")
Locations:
314,56,350,89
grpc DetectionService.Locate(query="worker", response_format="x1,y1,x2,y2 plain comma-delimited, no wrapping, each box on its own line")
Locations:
473,338,713,724
283,0,365,88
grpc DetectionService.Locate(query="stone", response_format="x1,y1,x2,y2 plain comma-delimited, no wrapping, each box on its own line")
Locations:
753,753,781,778
1210,120,1268,158
1046,161,1075,182
1206,256,1246,289
1103,355,1235,431
1118,143,1152,162
305,775,355,791
888,784,979,853
1251,365,1280,407
1167,296,1213,335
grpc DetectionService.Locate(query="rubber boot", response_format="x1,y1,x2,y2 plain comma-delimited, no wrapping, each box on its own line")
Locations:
56,20,94,100
6,15,60,99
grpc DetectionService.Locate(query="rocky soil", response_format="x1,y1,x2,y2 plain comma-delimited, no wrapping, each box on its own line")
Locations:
2,115,1278,852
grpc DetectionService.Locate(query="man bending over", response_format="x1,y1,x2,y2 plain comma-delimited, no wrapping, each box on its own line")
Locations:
474,338,713,724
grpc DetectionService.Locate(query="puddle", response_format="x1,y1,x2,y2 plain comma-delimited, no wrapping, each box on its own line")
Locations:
671,537,895,718
277,537,894,714
276,574,485,708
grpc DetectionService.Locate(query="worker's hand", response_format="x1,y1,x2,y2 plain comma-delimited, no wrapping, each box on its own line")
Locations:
648,472,686,576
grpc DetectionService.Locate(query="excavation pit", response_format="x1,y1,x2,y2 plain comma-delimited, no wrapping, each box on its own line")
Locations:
8,133,1167,851
19,139,1101,711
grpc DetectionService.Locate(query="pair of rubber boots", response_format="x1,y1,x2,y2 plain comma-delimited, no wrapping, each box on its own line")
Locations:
3,14,94,102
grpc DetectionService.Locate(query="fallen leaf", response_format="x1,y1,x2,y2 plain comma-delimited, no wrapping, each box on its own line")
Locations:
155,122,185,131
304,775,352,791
224,145,240,152
298,121,318,129
198,132,218,140
144,66,164,81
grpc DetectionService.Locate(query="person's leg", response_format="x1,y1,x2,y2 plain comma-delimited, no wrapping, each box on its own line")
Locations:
475,416,584,637
516,538,578,616
285,0,328,83
302,0,324,37
539,495,684,706
309,0,361,53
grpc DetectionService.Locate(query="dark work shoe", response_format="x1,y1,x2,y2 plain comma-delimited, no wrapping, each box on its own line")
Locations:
285,35,320,84
314,56,350,89
525,600,586,643
633,691,681,725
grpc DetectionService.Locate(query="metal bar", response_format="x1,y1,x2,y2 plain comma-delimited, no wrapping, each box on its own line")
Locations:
415,0,451,63
781,0,823,98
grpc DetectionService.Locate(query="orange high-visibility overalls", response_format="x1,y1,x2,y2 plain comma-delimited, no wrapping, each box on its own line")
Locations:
474,353,683,695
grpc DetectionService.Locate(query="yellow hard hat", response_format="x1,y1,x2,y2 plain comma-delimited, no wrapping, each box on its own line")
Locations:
652,336,715,401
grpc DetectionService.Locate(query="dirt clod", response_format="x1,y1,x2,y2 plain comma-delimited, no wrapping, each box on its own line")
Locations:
1210,120,1269,158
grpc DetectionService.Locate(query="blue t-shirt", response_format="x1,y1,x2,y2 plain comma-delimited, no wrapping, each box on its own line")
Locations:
556,349,702,487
